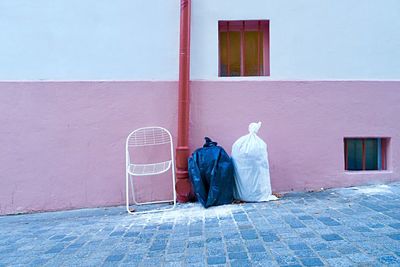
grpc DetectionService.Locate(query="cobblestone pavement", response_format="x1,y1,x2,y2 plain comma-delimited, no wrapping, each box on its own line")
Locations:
1,183,400,267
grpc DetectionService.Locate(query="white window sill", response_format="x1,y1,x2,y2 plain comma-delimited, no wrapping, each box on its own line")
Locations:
344,170,393,175
215,76,272,81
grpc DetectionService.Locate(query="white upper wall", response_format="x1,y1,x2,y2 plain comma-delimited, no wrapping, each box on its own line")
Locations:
0,0,399,80
191,0,400,80
0,0,180,80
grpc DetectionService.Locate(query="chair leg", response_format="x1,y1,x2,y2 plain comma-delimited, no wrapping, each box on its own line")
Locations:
130,175,139,205
126,169,177,214
126,171,134,214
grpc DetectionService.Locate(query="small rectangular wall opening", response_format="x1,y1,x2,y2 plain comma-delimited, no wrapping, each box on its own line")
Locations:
218,20,270,77
344,138,389,171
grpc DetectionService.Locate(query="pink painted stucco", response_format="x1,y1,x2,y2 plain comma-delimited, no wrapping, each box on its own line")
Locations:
0,82,178,215
189,81,400,193
0,81,399,215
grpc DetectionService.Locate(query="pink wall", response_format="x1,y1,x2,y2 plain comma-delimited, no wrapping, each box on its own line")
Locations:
0,82,178,215
190,81,400,192
0,81,399,215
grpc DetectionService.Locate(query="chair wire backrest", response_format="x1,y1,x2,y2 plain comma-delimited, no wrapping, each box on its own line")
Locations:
127,127,171,147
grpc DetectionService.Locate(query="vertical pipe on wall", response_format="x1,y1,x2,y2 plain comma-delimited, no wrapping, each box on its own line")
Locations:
241,21,245,76
257,21,261,76
175,0,193,202
218,23,221,76
227,22,230,76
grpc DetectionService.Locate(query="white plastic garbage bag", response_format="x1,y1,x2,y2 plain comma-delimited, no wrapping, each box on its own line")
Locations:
232,122,277,202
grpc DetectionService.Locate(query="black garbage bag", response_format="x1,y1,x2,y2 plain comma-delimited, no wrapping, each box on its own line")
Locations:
188,137,234,208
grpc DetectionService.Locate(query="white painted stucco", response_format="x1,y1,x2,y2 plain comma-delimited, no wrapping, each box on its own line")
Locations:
191,0,400,80
0,0,180,80
0,0,399,80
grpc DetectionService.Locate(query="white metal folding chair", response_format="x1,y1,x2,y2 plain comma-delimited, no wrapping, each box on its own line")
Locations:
125,126,177,214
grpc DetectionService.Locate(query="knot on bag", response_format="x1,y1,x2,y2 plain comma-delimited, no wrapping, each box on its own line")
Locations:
248,122,262,134
203,137,218,147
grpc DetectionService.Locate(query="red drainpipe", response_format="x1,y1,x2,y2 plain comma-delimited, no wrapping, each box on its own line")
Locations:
175,0,193,202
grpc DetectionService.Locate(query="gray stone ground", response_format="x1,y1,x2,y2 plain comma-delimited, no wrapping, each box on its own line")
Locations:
1,183,400,267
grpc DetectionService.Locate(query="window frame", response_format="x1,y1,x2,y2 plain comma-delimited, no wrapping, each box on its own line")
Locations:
218,20,270,77
344,137,388,171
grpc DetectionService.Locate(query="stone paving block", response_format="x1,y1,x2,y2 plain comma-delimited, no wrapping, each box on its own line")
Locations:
311,242,331,251
228,252,248,260
226,243,246,252
230,259,252,267
303,233,319,240
288,242,310,251
240,229,258,240
105,254,125,262
223,232,240,239
317,217,341,226
159,224,173,230
351,226,372,232
233,214,248,222
186,254,203,263
61,235,77,242
300,257,325,266
294,249,317,258
124,231,140,238
238,223,254,230
45,244,65,254
318,250,340,259
206,237,222,243
252,260,278,266
367,222,385,228
28,258,50,266
155,233,170,240
169,241,185,248
163,262,184,267
260,232,279,242
389,223,400,229
360,201,388,212
123,253,143,262
247,243,266,253
109,231,125,237
359,243,391,256
140,257,163,266
377,255,400,264
326,257,354,267
250,252,272,261
348,253,374,263
274,255,300,265
207,256,226,265
49,234,66,240
205,241,224,250
187,241,204,248
284,217,306,228
290,208,304,213
189,231,202,237
321,234,343,241
388,233,400,240
147,250,165,258
206,247,225,256
336,244,361,254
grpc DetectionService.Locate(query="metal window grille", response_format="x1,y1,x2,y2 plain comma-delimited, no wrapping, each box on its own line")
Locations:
218,20,270,77
344,138,387,171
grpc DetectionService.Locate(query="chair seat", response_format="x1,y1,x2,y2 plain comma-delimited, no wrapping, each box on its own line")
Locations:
127,160,172,176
